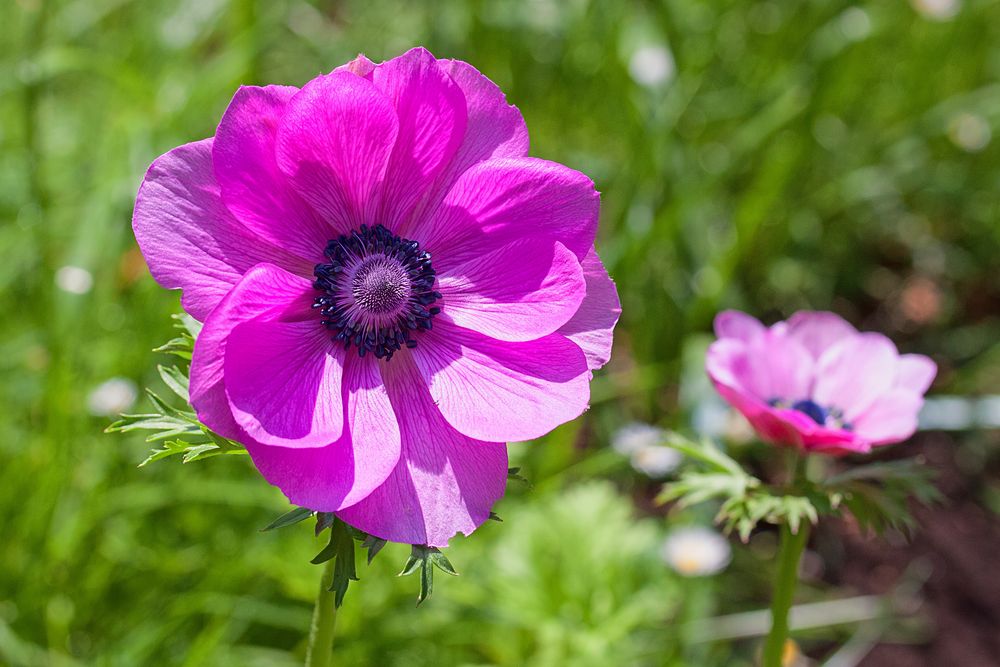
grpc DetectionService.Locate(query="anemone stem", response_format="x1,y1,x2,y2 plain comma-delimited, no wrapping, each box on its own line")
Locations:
305,558,338,667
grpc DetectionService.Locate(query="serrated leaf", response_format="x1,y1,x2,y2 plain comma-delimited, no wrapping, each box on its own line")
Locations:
157,364,190,402
107,413,190,433
311,537,340,565
362,535,387,565
399,551,422,577
180,442,221,462
658,471,752,507
314,512,336,535
419,559,433,604
153,335,194,360
429,550,458,576
328,520,358,607
663,432,744,476
261,506,314,532
144,388,194,419
173,312,202,338
824,458,941,538
108,413,203,443
507,467,527,483
137,440,193,466
398,545,455,605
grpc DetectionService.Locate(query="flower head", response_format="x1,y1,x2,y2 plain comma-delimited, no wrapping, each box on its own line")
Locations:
661,526,732,577
706,310,935,455
132,48,620,547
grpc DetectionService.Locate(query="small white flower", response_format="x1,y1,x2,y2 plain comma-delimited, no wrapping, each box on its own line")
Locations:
630,444,681,478
911,0,961,21
661,526,732,577
948,112,991,153
612,422,665,455
628,45,675,89
87,377,138,417
55,265,93,295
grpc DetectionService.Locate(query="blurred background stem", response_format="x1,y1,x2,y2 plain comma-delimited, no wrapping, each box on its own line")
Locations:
305,559,338,667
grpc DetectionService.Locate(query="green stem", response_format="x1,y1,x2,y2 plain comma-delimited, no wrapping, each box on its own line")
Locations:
761,522,809,667
305,559,338,667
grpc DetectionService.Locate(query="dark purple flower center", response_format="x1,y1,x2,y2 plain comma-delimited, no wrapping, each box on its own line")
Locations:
313,224,441,360
768,397,852,431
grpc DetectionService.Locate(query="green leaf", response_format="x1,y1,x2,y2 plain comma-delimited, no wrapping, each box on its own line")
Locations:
261,507,314,532
824,458,942,537
507,467,527,483
107,413,203,442
173,312,203,338
328,520,358,607
310,519,358,607
657,471,755,507
398,545,457,605
136,438,245,466
662,432,745,476
153,335,194,360
361,535,387,565
314,512,336,535
136,440,195,466
143,389,198,422
157,364,189,402
429,550,458,576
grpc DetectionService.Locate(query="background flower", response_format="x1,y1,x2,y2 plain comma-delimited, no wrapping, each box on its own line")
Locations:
661,526,732,577
612,421,666,455
706,311,936,455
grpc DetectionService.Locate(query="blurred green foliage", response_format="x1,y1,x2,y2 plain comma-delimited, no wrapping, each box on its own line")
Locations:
2,0,999,664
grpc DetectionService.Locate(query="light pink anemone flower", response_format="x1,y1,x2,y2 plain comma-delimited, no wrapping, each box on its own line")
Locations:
706,310,935,456
132,48,620,547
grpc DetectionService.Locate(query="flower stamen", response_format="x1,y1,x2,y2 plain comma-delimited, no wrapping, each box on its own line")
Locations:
768,397,852,431
313,224,441,360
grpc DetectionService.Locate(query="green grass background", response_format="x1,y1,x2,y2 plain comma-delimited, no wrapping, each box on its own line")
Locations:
2,0,999,665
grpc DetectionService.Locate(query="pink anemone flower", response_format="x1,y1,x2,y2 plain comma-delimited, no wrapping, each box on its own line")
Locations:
132,48,620,547
706,310,935,456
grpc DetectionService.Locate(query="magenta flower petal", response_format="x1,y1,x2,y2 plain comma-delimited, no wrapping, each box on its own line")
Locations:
413,319,590,442
437,239,585,341
813,333,897,420
557,247,621,371
189,263,314,440
213,85,335,261
370,47,467,229
707,309,934,455
421,157,599,271
786,310,857,359
401,58,529,241
713,310,765,342
132,139,311,320
224,318,345,448
275,71,399,229
896,354,937,393
336,355,507,547
740,328,814,403
244,353,402,511
336,54,376,78
852,389,923,445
